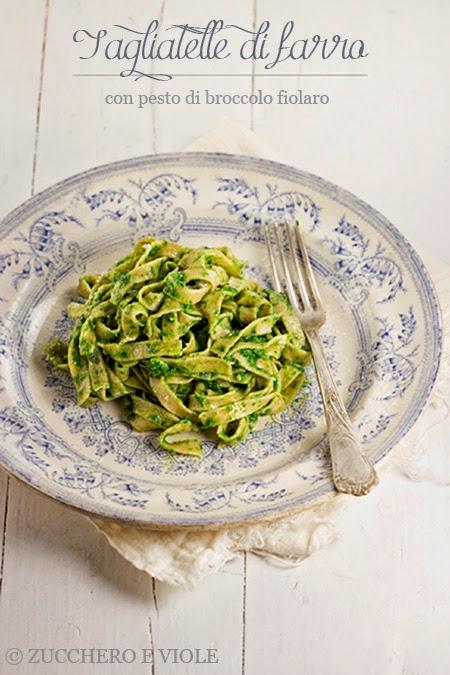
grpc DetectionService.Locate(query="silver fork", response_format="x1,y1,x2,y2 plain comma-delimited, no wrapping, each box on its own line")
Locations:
264,220,378,496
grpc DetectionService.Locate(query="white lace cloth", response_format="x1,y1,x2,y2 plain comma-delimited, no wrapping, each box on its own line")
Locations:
90,118,450,586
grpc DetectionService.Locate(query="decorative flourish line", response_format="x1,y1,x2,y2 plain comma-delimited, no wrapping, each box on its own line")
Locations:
169,23,259,35
223,24,259,34
118,70,172,82
169,24,208,34
113,24,146,34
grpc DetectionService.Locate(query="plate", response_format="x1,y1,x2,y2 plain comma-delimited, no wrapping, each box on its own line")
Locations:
0,153,442,527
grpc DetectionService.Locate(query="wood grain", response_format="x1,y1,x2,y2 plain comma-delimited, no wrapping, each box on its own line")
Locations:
251,0,450,262
0,0,48,601
146,3,254,673
2,482,153,675
0,1,449,674
0,1,47,217
245,472,450,674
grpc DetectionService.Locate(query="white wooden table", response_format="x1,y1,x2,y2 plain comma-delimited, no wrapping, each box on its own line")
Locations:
1,2,449,673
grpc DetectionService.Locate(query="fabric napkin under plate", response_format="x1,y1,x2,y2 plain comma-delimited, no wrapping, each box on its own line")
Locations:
90,118,450,586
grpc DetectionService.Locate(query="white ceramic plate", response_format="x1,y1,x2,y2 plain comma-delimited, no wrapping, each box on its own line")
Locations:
0,153,442,527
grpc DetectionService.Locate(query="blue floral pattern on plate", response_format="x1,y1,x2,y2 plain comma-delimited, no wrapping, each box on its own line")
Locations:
0,153,442,527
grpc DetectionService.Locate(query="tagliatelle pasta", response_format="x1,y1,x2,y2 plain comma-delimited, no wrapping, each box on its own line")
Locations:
45,237,311,457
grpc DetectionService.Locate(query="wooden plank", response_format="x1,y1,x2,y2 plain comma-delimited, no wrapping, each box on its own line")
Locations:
0,0,47,604
1,483,154,674
0,1,47,216
244,469,450,674
146,2,254,673
246,4,450,668
34,0,162,190
0,0,160,670
147,0,257,153
251,0,450,261
149,556,245,675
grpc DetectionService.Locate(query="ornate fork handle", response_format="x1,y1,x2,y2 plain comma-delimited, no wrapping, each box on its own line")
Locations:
307,330,378,496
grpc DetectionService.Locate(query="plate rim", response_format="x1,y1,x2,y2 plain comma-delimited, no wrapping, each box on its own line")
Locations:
0,151,443,527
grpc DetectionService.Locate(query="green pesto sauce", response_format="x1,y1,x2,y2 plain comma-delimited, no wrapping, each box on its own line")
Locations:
239,348,268,367
45,236,310,458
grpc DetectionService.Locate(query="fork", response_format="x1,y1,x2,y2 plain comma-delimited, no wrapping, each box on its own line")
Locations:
264,220,378,496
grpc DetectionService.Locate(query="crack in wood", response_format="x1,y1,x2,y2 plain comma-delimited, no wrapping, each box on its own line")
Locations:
0,477,10,598
152,576,159,615
148,615,157,675
250,0,258,131
151,0,167,154
31,0,51,196
1,0,51,605
241,552,247,675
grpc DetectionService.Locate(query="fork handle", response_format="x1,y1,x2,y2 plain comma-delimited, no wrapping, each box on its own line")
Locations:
306,330,378,496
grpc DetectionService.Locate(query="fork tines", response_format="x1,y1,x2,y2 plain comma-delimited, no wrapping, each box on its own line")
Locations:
263,220,325,327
